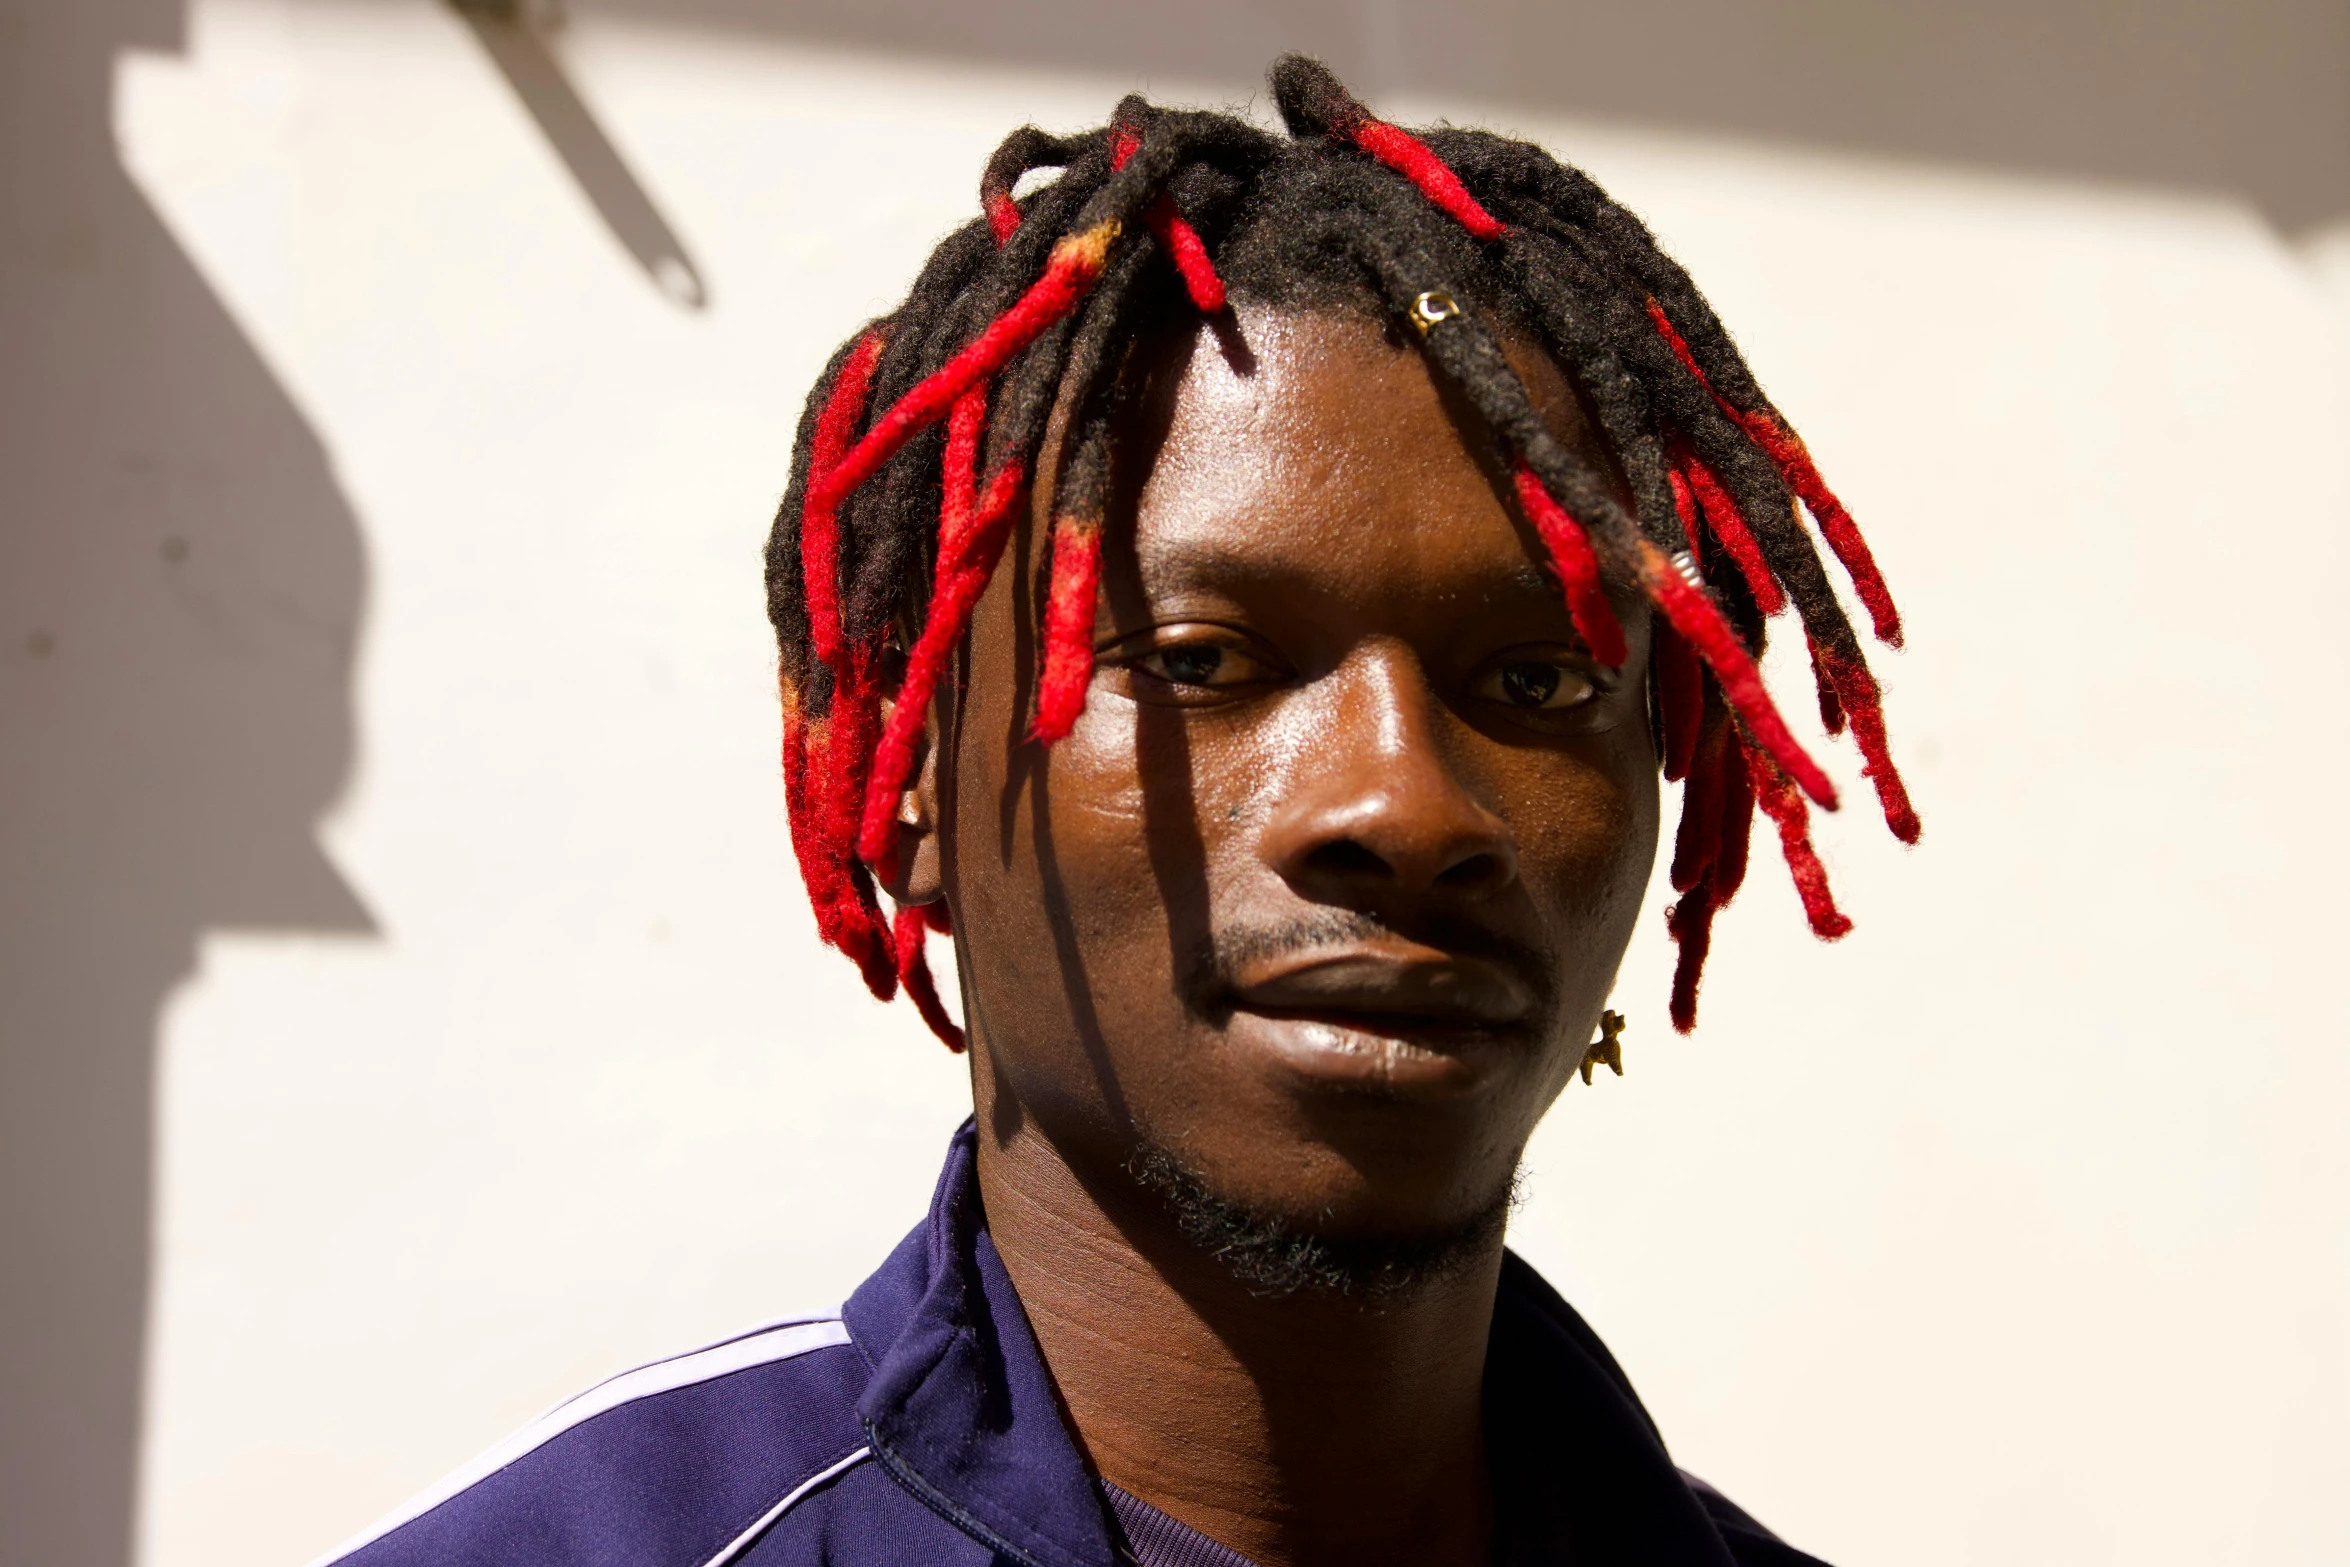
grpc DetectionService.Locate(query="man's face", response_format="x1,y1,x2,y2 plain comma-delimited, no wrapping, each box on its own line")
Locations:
929,305,1658,1256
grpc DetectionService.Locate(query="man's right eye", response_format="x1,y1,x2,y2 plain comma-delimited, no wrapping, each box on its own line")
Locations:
1129,632,1276,693
1147,644,1227,685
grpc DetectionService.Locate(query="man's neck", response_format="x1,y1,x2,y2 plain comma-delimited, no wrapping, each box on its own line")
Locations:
977,1125,1499,1567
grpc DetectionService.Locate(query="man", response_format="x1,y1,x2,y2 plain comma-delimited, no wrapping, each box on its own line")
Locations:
321,55,1911,1567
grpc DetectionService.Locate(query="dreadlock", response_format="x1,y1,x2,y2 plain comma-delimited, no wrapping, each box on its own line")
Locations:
763,55,1917,1052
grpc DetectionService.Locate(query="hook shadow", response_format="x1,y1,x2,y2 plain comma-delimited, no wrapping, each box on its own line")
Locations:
454,0,711,309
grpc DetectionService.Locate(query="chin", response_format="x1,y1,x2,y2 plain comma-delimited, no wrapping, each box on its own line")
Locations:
1124,1131,1520,1302
1181,1006,1564,1221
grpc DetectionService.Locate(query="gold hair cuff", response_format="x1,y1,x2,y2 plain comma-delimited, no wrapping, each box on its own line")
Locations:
1408,290,1461,335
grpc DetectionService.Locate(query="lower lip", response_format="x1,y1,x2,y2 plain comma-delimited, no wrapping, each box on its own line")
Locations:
1225,1007,1521,1100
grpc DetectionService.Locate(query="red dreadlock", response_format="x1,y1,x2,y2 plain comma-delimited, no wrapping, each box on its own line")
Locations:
1743,733,1853,941
1511,464,1627,666
856,436,1023,876
986,192,1021,246
1662,731,1759,1034
1111,122,1227,313
786,330,898,1000
893,903,965,1052
799,228,1116,1044
1033,512,1103,745
783,655,897,1001
1646,300,1902,648
1638,540,1837,807
1815,643,1921,844
801,332,888,671
1350,120,1509,242
813,222,1120,517
1653,615,1705,784
1672,447,1786,617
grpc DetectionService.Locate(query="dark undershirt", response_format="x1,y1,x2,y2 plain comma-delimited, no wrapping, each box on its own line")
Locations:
1100,1482,1565,1567
1102,1483,1263,1567
1103,1472,1813,1567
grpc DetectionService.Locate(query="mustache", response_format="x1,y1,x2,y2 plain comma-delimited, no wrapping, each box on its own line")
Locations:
1179,908,1558,1020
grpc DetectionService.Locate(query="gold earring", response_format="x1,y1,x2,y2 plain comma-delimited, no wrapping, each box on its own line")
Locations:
1579,1009,1626,1085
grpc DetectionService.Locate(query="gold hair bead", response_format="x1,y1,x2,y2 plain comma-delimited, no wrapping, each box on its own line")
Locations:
1408,290,1460,335
1579,1009,1626,1085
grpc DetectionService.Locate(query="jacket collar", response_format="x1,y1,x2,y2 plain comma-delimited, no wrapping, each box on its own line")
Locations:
847,1121,1741,1567
845,1121,1116,1567
1484,1252,1742,1565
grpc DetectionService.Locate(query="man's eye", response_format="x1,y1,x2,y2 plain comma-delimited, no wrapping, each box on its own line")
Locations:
1477,659,1596,712
1136,640,1265,688
1150,644,1226,685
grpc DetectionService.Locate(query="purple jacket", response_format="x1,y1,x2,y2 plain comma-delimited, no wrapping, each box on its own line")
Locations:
319,1122,1826,1567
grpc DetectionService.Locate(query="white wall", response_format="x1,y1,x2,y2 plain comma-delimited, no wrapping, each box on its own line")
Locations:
5,2,2344,1563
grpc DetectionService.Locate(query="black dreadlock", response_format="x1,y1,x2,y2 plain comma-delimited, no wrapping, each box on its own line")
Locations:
763,55,1915,1052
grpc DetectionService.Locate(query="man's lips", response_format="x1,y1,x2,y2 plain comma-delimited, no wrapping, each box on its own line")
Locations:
1224,945,1537,1031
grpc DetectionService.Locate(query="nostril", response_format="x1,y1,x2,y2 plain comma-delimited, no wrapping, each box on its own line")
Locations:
1437,852,1503,889
1303,839,1391,880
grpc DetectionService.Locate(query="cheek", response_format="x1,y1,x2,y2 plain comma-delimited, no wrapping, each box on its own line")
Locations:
943,669,1196,1051
1503,728,1662,990
1531,745,1657,905
938,550,1189,1084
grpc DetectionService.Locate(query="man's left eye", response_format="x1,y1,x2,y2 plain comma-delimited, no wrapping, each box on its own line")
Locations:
1476,659,1596,712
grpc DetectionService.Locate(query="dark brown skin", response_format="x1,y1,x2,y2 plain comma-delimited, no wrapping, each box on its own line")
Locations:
885,306,1660,1567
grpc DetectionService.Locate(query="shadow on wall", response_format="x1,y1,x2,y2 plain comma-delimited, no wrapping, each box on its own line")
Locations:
569,0,2350,232
453,0,710,308
0,2,371,1564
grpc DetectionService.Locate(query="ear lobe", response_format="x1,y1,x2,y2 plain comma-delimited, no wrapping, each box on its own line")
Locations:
877,694,947,910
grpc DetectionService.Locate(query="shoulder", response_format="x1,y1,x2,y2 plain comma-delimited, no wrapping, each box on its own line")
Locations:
314,1310,964,1567
1680,1472,1838,1567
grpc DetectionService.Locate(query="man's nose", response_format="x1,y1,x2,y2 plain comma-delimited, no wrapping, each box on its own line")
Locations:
1260,644,1518,903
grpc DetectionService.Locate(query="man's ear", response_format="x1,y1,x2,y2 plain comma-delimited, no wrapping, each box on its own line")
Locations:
877,692,945,909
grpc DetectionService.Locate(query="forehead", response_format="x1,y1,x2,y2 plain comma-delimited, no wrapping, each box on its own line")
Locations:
1111,306,1604,608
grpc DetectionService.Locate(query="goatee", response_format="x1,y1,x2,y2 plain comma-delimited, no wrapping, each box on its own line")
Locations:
1125,1140,1518,1303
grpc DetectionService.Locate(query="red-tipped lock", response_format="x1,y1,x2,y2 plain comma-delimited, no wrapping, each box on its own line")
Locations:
1109,124,1226,314
1677,451,1786,617
1655,619,1704,783
1816,645,1921,845
1713,738,1755,904
1648,301,1900,646
1666,881,1718,1034
986,191,1022,246
1670,721,1728,893
857,459,1026,874
894,903,966,1052
1032,515,1103,745
814,223,1120,515
801,331,888,670
1351,119,1507,241
1808,637,1847,736
1741,733,1853,941
1512,465,1627,667
1641,542,1837,810
1153,198,1226,313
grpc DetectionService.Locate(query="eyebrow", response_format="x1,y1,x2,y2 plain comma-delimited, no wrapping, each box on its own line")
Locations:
1130,536,1561,594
